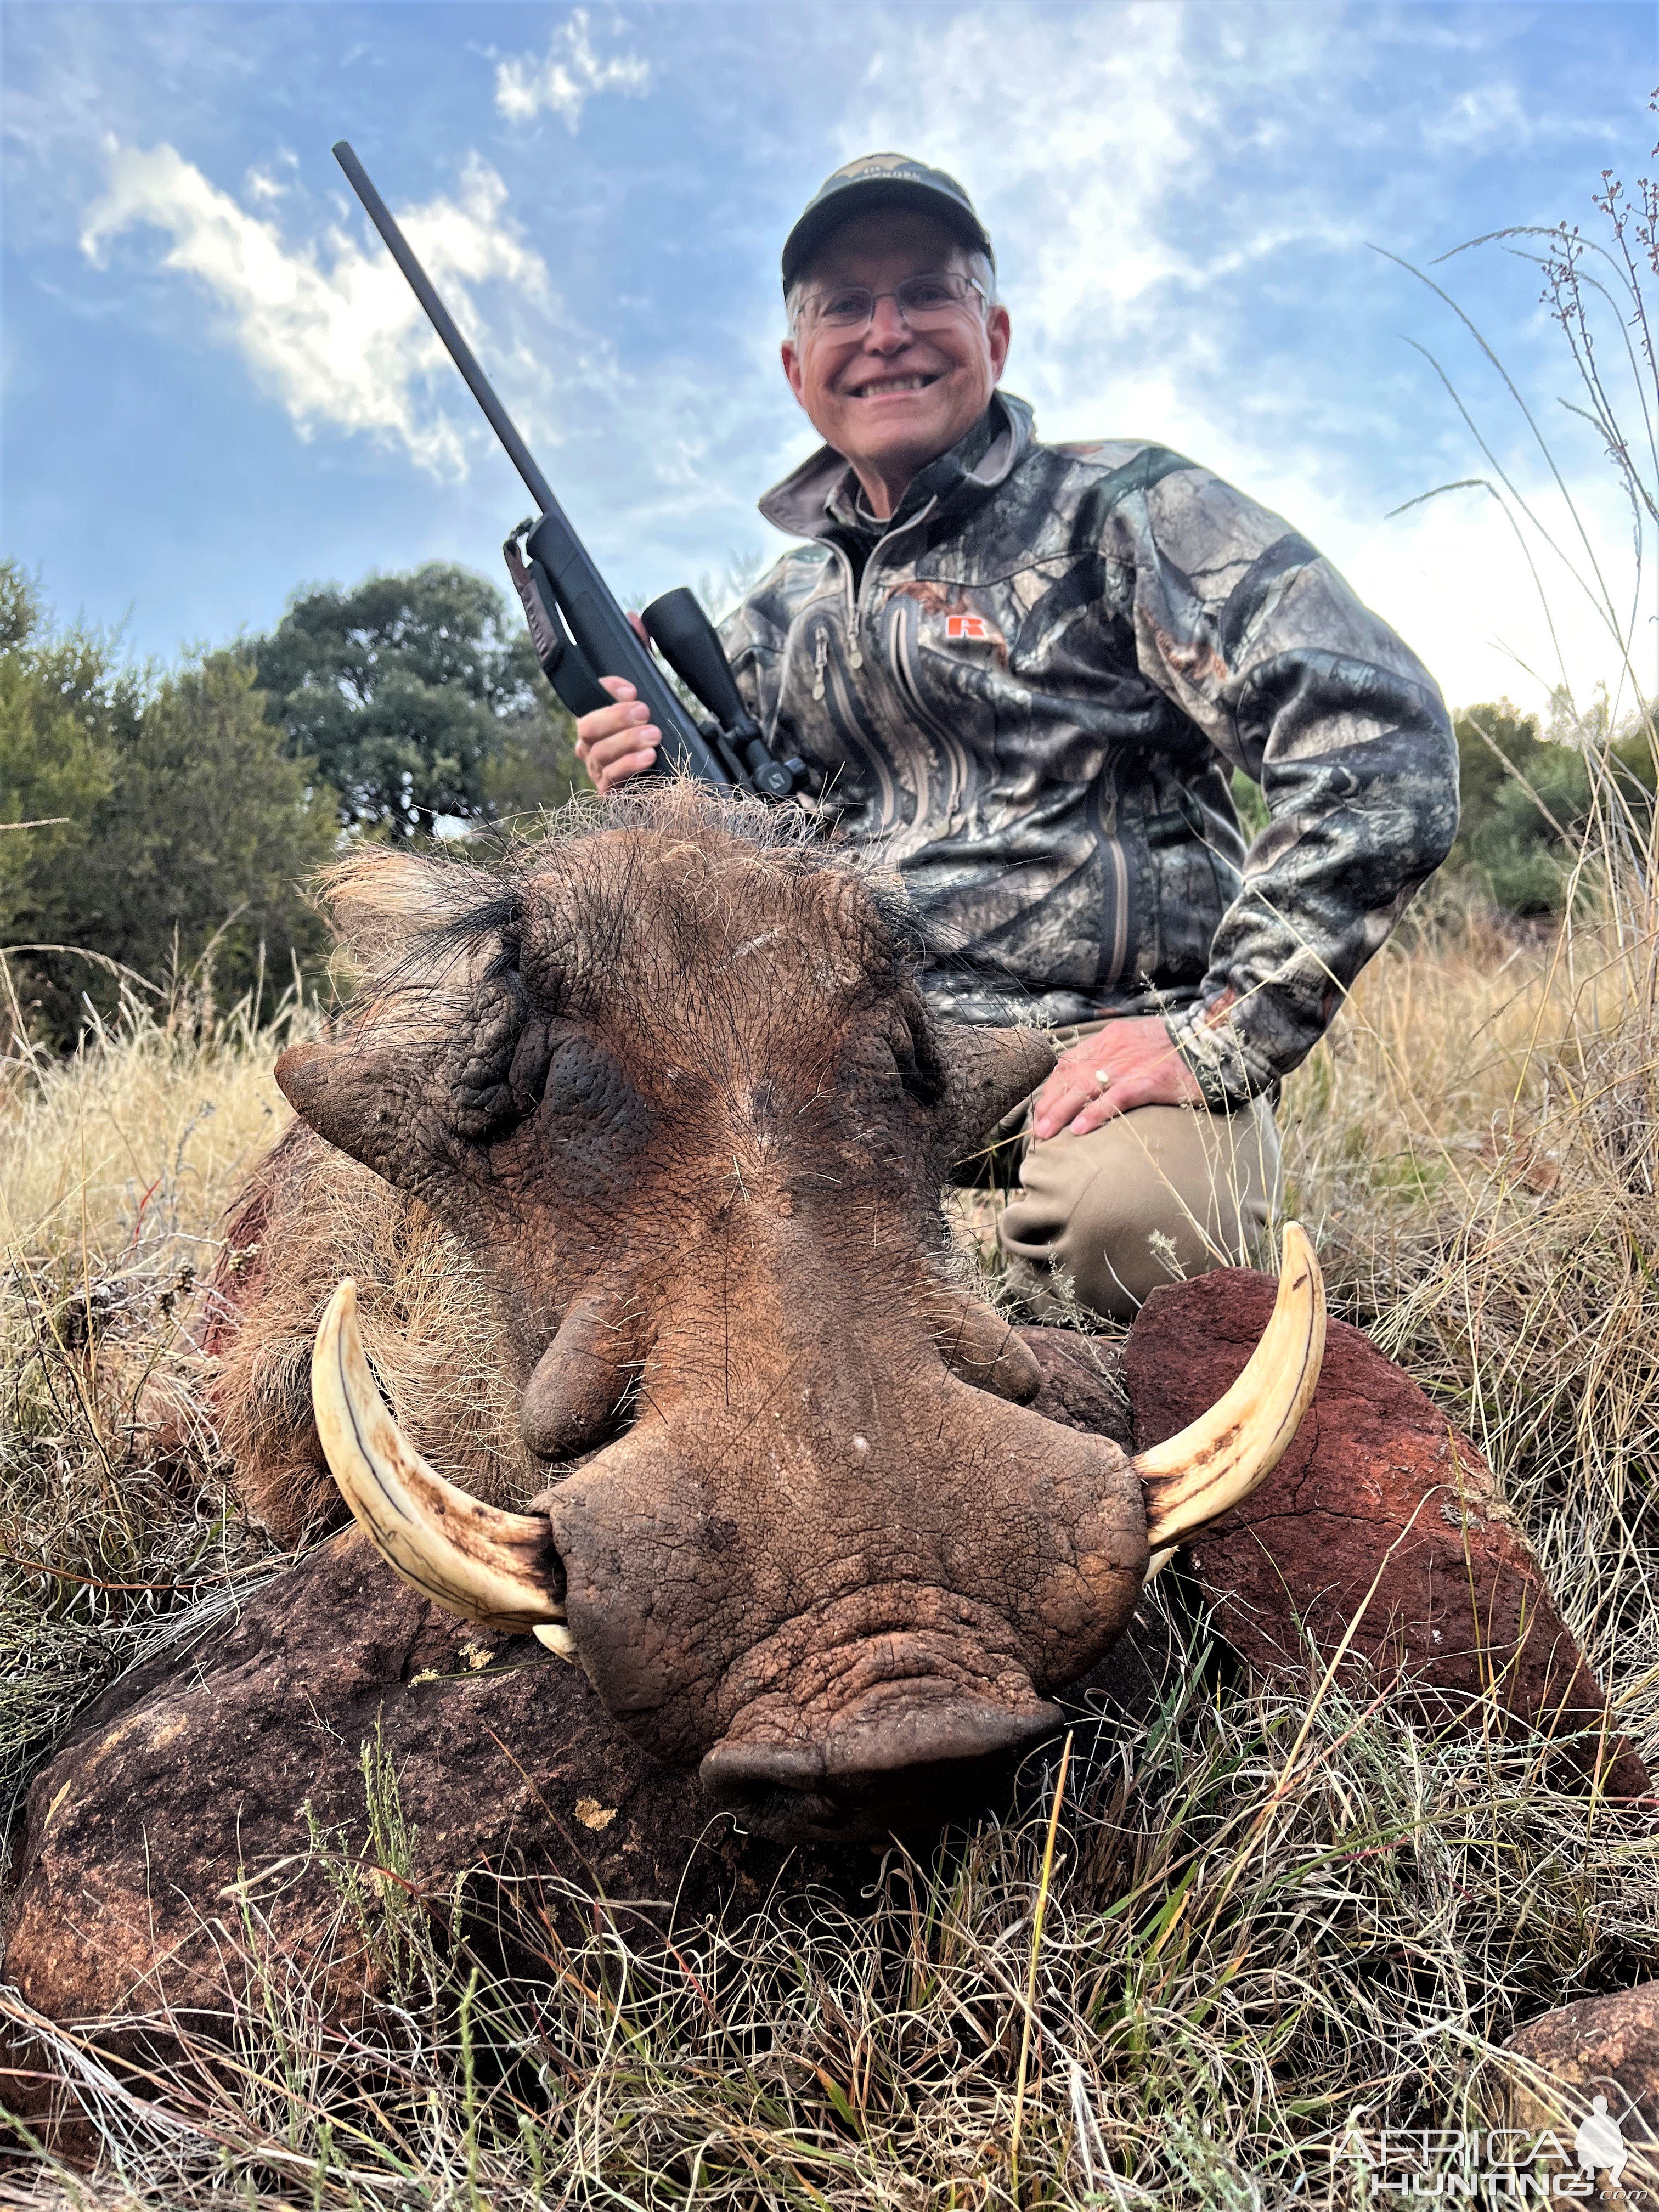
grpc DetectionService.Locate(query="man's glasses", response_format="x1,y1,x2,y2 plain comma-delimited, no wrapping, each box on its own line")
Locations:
795,271,990,336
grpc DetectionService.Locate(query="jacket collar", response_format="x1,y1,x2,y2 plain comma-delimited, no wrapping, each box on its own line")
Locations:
758,390,1035,543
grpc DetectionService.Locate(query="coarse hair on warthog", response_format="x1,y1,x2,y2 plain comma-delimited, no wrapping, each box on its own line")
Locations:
213,781,1322,1843
212,1128,535,1547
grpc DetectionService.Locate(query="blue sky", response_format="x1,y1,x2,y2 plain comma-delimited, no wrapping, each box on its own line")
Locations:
3,1,1654,718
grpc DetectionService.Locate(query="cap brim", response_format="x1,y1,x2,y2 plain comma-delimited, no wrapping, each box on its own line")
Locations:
782,181,994,293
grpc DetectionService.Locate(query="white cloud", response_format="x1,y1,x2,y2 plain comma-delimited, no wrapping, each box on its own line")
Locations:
836,2,1353,415
495,10,650,130
79,140,550,477
71,132,772,587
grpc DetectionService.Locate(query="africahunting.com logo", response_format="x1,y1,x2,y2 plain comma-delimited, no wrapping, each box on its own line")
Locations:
1301,2094,1651,2203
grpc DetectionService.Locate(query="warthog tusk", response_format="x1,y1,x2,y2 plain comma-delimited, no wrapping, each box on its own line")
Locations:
311,1278,566,1635
1134,1222,1325,1551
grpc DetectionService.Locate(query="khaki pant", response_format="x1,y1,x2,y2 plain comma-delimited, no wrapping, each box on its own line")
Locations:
995,1025,1282,1323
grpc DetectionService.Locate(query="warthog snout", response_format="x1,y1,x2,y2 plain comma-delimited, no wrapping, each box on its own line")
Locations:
699,1686,1059,1843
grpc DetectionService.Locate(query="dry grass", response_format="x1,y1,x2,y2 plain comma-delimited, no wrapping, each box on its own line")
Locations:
0,984,301,1869
2,905,1658,2209
1284,895,1659,1699
0,987,295,1267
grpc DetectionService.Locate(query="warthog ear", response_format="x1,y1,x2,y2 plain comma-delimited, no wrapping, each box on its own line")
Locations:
930,1024,1055,1167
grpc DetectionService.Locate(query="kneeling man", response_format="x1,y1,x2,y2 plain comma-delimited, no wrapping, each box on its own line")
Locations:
577,154,1459,1319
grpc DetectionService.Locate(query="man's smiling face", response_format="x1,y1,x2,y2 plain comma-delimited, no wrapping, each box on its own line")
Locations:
781,209,1012,518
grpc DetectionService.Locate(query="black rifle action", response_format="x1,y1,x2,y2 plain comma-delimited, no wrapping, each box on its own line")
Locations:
332,140,804,801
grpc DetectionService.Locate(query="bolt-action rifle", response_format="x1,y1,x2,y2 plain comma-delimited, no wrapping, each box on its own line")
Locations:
332,142,805,801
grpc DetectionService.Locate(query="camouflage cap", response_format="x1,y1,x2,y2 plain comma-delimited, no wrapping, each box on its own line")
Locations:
782,153,994,294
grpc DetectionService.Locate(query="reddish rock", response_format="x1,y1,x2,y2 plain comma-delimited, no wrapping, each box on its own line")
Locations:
0,1527,861,2045
1124,1268,1649,1797
1505,1983,1659,2200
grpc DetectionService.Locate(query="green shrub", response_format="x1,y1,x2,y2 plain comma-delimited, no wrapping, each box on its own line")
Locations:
1445,699,1655,916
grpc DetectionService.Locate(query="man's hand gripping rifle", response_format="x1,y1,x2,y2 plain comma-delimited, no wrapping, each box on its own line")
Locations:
334,142,805,801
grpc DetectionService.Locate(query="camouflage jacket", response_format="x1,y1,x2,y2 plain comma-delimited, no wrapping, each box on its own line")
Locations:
720,393,1458,1110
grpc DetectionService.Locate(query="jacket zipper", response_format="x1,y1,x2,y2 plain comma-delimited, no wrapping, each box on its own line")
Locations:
811,546,900,826
889,607,973,827
825,644,901,828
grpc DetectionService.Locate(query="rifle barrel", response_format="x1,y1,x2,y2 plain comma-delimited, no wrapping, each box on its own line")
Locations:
332,139,558,519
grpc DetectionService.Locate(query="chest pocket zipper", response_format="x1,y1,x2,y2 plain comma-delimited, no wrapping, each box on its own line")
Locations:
813,614,862,704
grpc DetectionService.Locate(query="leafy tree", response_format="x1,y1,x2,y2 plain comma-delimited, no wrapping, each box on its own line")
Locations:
1,561,335,1046
253,563,578,839
483,701,584,825
1446,702,1586,914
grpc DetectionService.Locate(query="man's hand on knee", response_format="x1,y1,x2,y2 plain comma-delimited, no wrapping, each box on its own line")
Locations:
1031,1016,1204,1140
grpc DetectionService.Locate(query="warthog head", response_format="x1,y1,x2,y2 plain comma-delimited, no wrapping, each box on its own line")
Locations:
277,788,1322,1842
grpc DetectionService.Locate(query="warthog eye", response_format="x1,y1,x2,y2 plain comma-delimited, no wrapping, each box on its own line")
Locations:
448,947,555,1141
886,1007,947,1109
